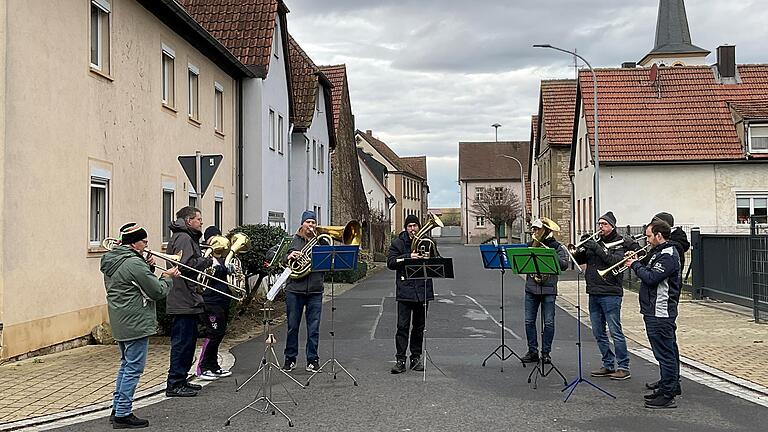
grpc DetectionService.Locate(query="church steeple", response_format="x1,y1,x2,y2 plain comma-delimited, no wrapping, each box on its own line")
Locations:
638,0,710,67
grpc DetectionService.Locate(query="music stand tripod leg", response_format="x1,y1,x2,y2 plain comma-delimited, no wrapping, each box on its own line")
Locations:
482,266,524,371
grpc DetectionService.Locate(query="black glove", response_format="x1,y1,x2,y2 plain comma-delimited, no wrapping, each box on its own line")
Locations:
580,233,592,241
582,239,599,251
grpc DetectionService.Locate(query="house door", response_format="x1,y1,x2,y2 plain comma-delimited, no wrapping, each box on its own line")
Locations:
497,223,506,239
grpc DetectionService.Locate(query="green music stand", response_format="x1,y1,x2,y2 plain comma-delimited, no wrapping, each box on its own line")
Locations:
505,247,561,278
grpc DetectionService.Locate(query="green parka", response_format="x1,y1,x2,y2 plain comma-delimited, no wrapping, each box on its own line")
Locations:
100,245,173,341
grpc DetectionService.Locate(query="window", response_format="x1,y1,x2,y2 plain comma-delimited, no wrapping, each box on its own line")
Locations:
90,177,109,246
90,0,110,74
268,110,275,150
476,216,485,228
162,189,174,242
578,138,583,170
189,193,197,208
188,64,199,120
583,136,589,168
314,205,322,224
268,211,286,229
162,46,175,107
215,198,223,231
494,187,504,202
319,143,325,173
214,83,224,133
475,186,485,201
272,26,279,58
737,195,768,224
748,125,768,152
277,115,284,153
576,199,582,233
588,197,593,228
312,139,317,170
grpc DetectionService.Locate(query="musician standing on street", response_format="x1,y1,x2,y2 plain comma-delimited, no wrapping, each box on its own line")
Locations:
283,210,326,373
572,211,632,380
387,214,436,374
521,218,569,365
101,224,179,428
165,206,213,397
626,219,681,409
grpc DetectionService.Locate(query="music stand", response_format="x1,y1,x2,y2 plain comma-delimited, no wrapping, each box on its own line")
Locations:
479,243,526,371
305,245,359,386
402,257,454,382
558,246,616,402
504,247,568,388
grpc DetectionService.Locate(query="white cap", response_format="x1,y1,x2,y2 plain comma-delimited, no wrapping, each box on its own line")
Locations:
531,219,543,229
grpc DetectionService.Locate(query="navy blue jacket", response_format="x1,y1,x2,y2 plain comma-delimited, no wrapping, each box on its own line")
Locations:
524,237,569,296
387,231,434,302
631,242,681,318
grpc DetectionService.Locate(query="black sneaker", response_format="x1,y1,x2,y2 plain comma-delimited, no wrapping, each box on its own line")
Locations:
541,352,551,364
645,380,660,390
306,360,321,373
644,390,661,400
109,409,115,424
644,381,682,396
282,358,296,371
184,381,202,391
113,413,149,429
410,357,424,371
391,360,406,374
521,350,539,363
644,394,677,409
165,386,198,397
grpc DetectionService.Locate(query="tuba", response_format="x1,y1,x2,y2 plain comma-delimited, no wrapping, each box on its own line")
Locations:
287,220,362,279
198,235,231,285
411,213,444,258
225,232,251,295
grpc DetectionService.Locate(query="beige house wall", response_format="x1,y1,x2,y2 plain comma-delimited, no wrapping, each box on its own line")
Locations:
0,0,239,359
460,179,523,244
0,0,7,352
537,140,573,246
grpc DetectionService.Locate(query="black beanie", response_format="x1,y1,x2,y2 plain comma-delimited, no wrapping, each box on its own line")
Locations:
653,212,674,227
598,211,617,228
121,224,148,245
204,225,222,242
404,214,420,228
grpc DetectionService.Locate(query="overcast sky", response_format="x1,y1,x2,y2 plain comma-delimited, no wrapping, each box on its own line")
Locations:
286,0,768,208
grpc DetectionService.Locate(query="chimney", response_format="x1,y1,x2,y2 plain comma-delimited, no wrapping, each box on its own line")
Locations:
717,45,736,78
621,62,637,69
366,129,373,136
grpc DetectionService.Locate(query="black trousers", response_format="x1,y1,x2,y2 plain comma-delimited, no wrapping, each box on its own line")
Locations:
197,304,230,373
395,300,428,361
167,314,199,390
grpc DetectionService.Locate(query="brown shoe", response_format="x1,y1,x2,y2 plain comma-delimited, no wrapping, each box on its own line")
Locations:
609,369,631,380
590,367,615,377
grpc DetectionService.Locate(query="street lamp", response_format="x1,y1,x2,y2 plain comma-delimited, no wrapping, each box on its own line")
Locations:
533,44,600,218
501,154,526,243
491,123,501,142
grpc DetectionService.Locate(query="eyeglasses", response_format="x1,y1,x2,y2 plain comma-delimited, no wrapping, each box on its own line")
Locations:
597,222,610,226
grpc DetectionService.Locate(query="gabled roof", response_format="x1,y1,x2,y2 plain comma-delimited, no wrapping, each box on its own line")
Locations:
356,130,424,179
640,0,709,65
730,102,768,120
287,34,334,145
458,141,530,181
318,65,348,132
401,156,427,181
539,79,577,148
179,0,289,78
575,64,768,164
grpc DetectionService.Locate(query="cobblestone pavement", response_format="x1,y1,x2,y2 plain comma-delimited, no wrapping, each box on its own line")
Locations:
556,280,768,388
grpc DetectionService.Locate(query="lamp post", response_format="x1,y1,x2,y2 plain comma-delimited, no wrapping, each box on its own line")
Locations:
501,154,526,243
491,123,501,142
533,44,600,218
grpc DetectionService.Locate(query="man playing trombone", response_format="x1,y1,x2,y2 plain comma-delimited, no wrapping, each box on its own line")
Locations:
572,211,632,381
165,206,213,397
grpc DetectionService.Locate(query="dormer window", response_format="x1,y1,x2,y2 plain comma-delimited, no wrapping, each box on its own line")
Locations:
748,124,768,153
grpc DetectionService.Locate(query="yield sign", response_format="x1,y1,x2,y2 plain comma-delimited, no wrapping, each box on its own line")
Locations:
178,152,223,198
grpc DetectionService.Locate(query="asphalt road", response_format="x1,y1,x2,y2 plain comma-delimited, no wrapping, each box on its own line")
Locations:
58,244,768,431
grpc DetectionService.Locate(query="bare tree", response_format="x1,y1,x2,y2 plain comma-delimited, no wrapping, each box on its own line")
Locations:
471,186,523,240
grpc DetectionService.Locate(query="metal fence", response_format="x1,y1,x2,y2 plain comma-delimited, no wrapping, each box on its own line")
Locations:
691,219,768,322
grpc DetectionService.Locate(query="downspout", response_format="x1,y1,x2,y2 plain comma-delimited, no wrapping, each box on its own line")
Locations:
569,171,576,268
305,136,310,213
287,123,294,232
237,81,244,226
465,181,469,244
327,149,332,225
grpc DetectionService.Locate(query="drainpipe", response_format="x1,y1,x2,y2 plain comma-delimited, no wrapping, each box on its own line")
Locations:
305,136,311,214
237,81,244,226
287,123,294,232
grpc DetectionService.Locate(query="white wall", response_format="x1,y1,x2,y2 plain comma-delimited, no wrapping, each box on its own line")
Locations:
359,156,389,217
573,100,596,236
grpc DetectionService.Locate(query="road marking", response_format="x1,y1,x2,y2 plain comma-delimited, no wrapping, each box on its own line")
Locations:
461,294,521,340
369,295,386,341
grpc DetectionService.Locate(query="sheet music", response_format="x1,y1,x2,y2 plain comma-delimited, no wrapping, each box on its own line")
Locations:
267,267,293,301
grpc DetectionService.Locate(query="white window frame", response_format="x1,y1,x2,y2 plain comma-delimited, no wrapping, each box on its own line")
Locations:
736,193,768,225
319,143,325,173
214,82,224,133
277,115,284,154
188,63,200,120
90,0,111,73
272,27,279,58
312,139,317,170
162,188,175,243
476,216,485,228
214,196,223,231
474,186,485,202
162,45,176,107
90,177,109,246
748,124,768,153
269,109,275,150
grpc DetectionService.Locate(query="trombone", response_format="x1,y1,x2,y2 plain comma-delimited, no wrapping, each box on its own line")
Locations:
101,237,244,301
597,243,652,279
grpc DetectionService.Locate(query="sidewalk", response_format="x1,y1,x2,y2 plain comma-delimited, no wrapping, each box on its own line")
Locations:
556,280,768,389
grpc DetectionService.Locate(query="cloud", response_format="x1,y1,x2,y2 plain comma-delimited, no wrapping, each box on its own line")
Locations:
286,0,768,207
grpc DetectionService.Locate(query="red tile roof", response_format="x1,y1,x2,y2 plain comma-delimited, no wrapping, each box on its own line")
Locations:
578,65,768,162
401,156,427,181
540,79,577,147
458,141,530,181
318,65,346,132
288,35,318,130
179,0,283,74
356,130,423,179
730,102,768,119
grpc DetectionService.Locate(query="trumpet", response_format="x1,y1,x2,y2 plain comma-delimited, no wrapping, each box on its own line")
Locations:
567,232,600,253
597,243,652,279
101,237,244,301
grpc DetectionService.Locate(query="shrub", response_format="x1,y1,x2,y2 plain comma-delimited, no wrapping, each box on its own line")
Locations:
227,224,289,276
373,252,387,262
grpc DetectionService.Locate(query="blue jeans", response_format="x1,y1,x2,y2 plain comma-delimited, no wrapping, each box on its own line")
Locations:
644,315,680,396
589,295,630,371
113,337,149,417
167,315,199,390
524,293,556,353
284,292,323,363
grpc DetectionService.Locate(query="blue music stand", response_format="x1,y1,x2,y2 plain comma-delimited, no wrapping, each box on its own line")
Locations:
479,243,527,371
305,245,359,386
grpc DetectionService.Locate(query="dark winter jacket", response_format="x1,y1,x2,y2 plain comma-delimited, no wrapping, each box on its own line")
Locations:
165,218,212,314
284,234,326,295
573,229,628,296
201,255,232,307
524,237,569,296
100,245,173,341
631,242,681,318
387,231,434,302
